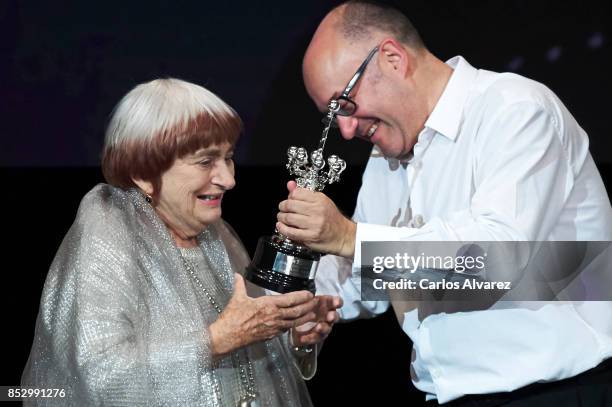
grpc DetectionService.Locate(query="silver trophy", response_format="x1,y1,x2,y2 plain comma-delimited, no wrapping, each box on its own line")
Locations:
245,101,347,293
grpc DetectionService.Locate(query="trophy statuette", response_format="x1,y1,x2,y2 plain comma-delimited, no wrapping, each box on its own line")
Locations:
244,101,346,293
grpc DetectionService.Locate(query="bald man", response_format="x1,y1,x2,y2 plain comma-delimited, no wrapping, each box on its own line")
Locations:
277,1,612,406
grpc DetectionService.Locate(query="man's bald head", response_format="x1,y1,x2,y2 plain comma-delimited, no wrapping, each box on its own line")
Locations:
303,1,450,159
303,1,426,110
333,1,425,49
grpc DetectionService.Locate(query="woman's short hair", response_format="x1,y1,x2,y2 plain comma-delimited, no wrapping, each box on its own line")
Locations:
101,78,242,192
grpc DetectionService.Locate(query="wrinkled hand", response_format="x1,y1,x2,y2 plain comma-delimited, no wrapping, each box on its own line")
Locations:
291,295,343,347
277,181,356,258
209,273,318,357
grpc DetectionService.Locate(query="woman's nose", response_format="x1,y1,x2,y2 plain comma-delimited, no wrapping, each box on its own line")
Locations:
213,161,236,190
336,115,359,140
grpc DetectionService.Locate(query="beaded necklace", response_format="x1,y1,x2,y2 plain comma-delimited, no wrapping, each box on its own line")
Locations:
180,254,259,407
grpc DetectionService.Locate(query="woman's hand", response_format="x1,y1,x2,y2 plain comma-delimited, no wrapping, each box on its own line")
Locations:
209,273,318,357
291,295,343,347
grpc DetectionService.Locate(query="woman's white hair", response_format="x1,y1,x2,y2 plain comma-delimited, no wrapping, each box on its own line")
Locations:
101,77,241,190
105,78,237,147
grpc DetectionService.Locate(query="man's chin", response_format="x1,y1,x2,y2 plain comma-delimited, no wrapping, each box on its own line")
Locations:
377,144,412,161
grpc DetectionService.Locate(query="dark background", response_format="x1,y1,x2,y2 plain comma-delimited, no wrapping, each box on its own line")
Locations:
2,0,611,405
2,0,611,166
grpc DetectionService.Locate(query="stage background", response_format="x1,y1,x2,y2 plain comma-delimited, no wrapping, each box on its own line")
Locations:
2,0,610,405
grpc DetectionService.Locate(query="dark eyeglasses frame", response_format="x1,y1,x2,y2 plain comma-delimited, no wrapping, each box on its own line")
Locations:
318,46,379,149
322,46,379,129
330,46,379,117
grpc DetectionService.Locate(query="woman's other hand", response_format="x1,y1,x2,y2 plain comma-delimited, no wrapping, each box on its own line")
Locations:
291,295,342,347
209,273,318,356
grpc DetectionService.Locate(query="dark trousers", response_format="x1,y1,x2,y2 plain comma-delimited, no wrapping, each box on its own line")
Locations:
426,358,612,407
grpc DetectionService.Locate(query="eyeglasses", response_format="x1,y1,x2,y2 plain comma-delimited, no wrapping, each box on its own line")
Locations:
323,46,379,127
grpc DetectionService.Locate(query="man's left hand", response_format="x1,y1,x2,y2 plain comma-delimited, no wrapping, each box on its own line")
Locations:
277,181,356,258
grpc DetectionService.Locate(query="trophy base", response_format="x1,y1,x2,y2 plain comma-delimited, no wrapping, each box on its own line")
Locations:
244,235,320,294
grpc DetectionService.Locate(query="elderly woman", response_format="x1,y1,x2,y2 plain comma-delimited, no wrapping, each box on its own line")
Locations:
22,78,339,406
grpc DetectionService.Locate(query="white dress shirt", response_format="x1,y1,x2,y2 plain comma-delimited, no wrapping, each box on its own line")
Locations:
315,56,612,403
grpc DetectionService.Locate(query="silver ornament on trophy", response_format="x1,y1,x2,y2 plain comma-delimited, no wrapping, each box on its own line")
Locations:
244,100,347,293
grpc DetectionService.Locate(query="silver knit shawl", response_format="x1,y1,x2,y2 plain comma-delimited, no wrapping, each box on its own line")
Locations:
22,184,312,406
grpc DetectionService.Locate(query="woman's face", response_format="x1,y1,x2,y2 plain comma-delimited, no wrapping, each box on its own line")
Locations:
154,142,235,240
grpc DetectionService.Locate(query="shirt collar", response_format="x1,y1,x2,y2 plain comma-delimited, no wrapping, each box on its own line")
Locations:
424,56,478,141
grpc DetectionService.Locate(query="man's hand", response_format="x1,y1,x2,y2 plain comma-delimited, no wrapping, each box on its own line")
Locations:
209,273,318,357
277,181,356,258
291,295,343,347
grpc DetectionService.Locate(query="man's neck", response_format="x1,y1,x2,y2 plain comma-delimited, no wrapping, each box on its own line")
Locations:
417,52,454,119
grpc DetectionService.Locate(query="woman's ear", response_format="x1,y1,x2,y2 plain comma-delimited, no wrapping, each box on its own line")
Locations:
132,178,154,197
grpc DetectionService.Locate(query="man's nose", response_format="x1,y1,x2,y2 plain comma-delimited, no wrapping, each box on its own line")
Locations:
336,115,359,140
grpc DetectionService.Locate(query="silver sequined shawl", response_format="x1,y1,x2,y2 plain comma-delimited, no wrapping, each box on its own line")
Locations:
22,184,313,406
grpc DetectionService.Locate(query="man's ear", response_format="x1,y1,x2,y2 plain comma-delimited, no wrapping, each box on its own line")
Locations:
378,38,415,78
132,178,154,196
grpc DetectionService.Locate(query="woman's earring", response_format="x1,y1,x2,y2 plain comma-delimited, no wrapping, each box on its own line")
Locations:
145,194,153,203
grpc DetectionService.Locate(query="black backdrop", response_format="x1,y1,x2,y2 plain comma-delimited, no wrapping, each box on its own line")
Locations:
2,0,611,405
2,0,611,166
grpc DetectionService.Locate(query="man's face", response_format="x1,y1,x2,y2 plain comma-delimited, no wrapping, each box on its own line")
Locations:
304,42,419,159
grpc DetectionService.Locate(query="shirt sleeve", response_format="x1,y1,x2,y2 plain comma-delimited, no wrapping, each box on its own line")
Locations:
315,168,391,320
